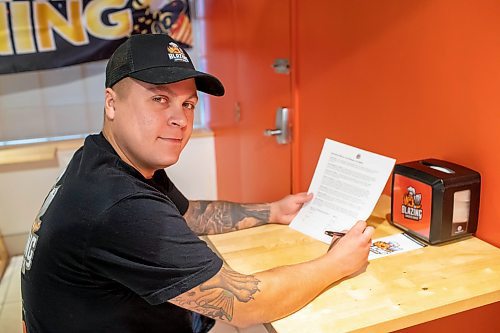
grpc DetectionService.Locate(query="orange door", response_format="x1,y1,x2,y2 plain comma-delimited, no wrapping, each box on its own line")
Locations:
233,0,292,202
205,0,292,203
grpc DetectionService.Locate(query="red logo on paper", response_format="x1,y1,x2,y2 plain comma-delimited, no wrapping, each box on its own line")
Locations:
401,187,423,221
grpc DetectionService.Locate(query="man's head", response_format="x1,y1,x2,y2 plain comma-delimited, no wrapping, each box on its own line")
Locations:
102,34,224,179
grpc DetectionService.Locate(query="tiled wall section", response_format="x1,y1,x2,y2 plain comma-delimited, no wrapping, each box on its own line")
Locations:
0,46,206,144
0,62,106,142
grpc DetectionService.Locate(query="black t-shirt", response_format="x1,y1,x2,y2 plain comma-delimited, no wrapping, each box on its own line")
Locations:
21,133,223,333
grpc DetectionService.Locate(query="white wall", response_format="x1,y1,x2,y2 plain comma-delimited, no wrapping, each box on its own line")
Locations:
168,134,218,200
0,135,218,255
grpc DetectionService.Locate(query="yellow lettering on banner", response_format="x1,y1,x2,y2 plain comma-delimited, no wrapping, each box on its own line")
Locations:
0,3,13,55
11,2,36,54
85,0,132,40
35,0,88,52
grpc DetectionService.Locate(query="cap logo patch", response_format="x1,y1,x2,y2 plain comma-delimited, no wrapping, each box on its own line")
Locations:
167,42,189,63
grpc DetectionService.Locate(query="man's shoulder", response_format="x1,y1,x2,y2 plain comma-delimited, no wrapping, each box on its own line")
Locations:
62,135,166,213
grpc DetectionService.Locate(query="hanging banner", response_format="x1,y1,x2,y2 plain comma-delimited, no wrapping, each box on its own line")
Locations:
0,0,192,74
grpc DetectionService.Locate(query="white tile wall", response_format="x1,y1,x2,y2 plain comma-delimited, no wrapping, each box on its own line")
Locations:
44,104,90,136
0,63,104,143
0,55,205,144
0,71,43,108
86,102,105,133
81,61,107,103
0,106,49,140
38,65,87,106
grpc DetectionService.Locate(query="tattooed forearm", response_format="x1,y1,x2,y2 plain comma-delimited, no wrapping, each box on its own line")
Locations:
183,201,270,235
170,267,260,321
200,268,260,302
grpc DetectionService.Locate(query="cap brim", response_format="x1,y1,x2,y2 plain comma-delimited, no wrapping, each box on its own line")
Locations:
129,67,225,96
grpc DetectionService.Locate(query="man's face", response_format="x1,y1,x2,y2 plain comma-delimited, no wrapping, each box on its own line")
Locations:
105,77,198,178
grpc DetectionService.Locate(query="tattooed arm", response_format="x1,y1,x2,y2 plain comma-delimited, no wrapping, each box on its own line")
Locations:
170,221,374,328
183,193,313,235
183,201,270,235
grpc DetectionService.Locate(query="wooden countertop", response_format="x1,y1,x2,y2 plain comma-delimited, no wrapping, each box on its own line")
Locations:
206,196,500,332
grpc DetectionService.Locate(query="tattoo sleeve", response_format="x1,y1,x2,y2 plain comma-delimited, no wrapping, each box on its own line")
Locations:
170,267,260,322
183,201,270,235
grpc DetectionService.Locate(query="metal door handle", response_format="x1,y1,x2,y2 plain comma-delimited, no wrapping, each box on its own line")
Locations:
264,107,290,144
264,129,283,136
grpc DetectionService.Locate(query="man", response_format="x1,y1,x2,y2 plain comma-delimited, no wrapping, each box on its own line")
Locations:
21,34,373,332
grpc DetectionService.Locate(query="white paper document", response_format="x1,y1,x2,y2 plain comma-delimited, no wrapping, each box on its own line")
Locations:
290,138,396,244
368,233,425,260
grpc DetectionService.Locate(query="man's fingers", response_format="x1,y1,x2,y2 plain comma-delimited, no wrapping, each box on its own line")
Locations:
362,226,375,242
348,221,374,243
350,220,367,233
294,192,313,204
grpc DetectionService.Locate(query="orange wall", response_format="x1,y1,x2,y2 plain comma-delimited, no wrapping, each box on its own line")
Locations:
394,301,500,333
293,0,500,247
203,0,499,330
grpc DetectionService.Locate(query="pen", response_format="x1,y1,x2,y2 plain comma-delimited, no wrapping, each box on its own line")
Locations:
324,230,346,237
325,230,346,251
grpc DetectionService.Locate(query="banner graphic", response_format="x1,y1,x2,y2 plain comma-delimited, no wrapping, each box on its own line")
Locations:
0,0,192,74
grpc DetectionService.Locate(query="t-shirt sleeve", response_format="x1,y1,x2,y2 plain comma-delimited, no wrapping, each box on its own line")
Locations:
85,194,223,306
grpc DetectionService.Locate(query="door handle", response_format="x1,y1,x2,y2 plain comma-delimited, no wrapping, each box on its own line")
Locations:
264,107,291,144
264,129,282,136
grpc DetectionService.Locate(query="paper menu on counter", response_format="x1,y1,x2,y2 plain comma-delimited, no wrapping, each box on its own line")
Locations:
290,138,396,244
368,233,426,260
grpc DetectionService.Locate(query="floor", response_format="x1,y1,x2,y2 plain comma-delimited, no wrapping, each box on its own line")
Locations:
0,255,267,333
0,256,22,333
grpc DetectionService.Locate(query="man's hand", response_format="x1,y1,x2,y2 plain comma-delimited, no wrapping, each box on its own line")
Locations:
170,220,374,328
326,220,374,278
269,192,313,225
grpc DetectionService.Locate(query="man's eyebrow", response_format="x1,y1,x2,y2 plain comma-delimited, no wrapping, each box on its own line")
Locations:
147,85,198,100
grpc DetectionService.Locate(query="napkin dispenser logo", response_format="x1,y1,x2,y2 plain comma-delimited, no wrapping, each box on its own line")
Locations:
402,186,423,221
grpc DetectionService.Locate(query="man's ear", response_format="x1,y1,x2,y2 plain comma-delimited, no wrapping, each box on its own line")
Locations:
104,88,117,120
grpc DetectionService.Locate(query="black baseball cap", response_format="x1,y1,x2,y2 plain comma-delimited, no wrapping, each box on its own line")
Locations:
105,33,225,96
